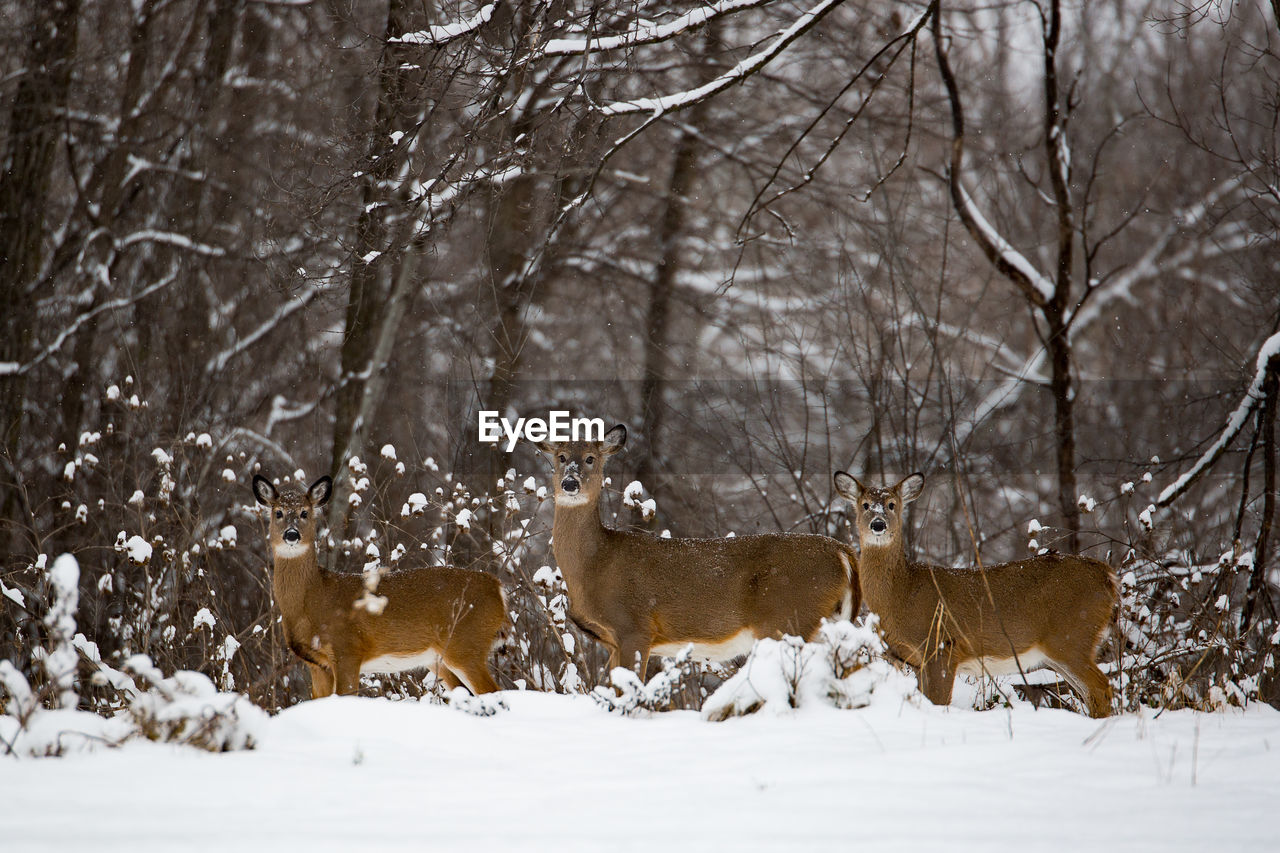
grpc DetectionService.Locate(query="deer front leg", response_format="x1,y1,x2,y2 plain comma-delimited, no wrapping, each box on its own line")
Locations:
609,632,652,679
307,663,335,699
333,655,362,696
918,642,957,708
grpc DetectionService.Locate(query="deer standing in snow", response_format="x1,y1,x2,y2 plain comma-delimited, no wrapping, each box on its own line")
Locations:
833,471,1117,717
535,424,859,677
253,475,507,698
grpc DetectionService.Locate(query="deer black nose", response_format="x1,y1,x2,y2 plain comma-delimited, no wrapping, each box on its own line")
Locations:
561,477,580,494
283,528,301,543
870,519,887,534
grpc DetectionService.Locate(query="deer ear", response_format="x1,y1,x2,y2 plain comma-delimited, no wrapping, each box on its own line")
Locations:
308,476,333,506
602,424,627,454
533,439,556,455
833,471,862,500
252,475,276,505
897,473,925,504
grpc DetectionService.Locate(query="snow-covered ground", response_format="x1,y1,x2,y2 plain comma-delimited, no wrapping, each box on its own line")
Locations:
1,688,1275,852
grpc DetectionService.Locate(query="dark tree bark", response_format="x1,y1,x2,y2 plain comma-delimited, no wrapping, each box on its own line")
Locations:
1242,356,1278,633
0,0,81,558
0,0,81,460
327,0,418,547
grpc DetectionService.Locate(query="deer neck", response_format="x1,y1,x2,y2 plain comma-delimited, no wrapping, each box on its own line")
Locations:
551,496,608,586
856,537,910,615
270,545,322,624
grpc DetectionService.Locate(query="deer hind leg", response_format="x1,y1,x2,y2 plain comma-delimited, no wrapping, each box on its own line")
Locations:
307,663,335,699
1051,656,1113,718
431,661,463,692
445,656,499,695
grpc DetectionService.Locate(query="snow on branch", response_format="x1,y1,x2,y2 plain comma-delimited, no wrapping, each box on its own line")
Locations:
599,0,847,117
389,2,499,46
1157,330,1280,507
952,182,1056,306
116,230,225,257
540,0,773,57
205,283,323,375
6,267,181,376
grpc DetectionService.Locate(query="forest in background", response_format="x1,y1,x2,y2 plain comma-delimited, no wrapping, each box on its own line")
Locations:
1,0,1278,715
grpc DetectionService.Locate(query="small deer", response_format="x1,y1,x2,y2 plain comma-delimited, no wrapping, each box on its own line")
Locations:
252,474,507,698
535,424,859,676
833,471,1117,717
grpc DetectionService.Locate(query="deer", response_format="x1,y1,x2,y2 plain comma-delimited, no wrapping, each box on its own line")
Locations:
534,424,859,678
833,471,1118,718
252,474,508,698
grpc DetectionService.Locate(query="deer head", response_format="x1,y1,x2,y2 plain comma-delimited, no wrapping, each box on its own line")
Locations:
834,471,923,547
253,474,331,559
534,423,627,507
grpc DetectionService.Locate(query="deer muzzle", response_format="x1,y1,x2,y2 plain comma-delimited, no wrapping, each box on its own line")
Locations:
869,517,887,535
561,462,581,494
283,528,301,544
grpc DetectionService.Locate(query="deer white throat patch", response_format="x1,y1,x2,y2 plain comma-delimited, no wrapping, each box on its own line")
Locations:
555,493,590,507
273,541,312,559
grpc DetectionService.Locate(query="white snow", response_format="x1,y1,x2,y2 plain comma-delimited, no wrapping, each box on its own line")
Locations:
0,691,1274,850
124,535,152,564
390,2,498,46
455,508,473,530
622,480,645,507
192,608,216,631
542,0,771,56
401,492,429,517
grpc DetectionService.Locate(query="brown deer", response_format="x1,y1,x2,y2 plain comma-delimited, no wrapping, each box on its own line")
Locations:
535,424,859,676
833,471,1117,717
252,474,507,698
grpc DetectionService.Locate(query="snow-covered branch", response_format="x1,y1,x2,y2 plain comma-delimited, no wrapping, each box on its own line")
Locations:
116,230,225,257
390,2,499,46
1157,330,1280,507
205,283,324,375
4,267,181,376
540,0,773,57
950,182,1057,305
599,0,848,117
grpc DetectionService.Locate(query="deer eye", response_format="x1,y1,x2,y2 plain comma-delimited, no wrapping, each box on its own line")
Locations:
862,503,870,511
558,454,567,464
887,502,895,511
300,510,308,519
585,455,595,465
274,510,283,519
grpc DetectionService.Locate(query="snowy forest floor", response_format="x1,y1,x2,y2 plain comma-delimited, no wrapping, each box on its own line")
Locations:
1,689,1276,852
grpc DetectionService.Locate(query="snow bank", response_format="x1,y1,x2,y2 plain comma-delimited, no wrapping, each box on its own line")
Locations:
702,618,919,721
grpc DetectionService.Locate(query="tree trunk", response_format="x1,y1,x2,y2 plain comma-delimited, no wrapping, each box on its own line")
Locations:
1044,306,1080,549
327,0,416,550
1242,357,1278,632
0,0,81,558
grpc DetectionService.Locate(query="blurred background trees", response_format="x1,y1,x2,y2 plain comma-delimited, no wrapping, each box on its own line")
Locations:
1,0,1276,710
